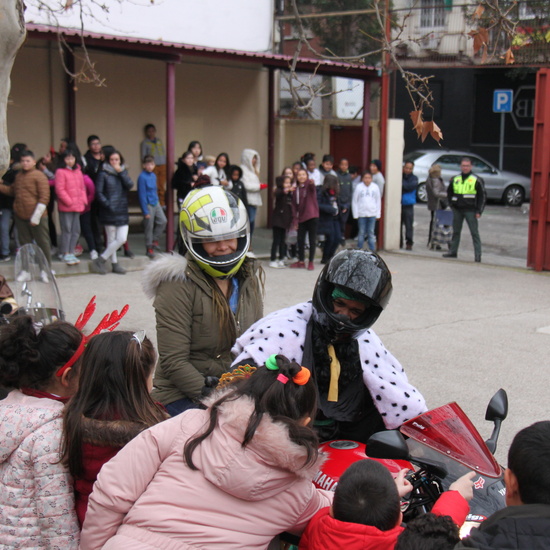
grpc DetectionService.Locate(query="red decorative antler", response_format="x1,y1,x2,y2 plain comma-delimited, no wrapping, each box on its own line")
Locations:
56,299,130,377
75,296,97,330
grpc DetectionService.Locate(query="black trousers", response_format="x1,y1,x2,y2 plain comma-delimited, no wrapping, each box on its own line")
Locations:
401,204,414,247
297,218,318,262
270,226,287,261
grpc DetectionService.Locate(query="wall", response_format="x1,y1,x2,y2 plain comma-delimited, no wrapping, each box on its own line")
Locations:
7,40,67,159
275,118,380,174
384,119,405,251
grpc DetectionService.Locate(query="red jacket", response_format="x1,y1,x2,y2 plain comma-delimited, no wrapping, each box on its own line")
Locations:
299,491,469,550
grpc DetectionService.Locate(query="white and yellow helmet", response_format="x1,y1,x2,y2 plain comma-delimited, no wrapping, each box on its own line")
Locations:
179,187,250,278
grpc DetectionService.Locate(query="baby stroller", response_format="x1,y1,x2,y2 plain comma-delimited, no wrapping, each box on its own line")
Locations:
430,208,453,250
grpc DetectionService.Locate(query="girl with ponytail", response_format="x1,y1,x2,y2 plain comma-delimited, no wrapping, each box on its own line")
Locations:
80,355,333,550
0,315,81,548
62,331,168,526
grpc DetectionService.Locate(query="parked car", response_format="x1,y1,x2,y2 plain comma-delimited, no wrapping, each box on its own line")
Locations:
403,150,531,206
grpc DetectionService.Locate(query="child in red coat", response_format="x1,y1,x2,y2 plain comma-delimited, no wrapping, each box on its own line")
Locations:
62,331,168,526
300,459,474,550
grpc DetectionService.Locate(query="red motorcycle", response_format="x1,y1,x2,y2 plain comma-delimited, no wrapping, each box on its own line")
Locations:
314,389,508,538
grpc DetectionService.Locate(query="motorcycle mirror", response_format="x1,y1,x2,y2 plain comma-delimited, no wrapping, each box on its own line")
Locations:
366,430,411,461
485,388,508,422
485,389,508,454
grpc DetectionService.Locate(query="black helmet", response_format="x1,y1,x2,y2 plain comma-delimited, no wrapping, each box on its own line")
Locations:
312,249,392,338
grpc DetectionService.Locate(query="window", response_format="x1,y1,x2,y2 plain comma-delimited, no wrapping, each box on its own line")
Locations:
420,0,446,28
471,157,494,174
436,155,461,171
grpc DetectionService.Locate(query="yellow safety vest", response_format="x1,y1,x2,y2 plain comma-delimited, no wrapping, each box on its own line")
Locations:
452,174,477,198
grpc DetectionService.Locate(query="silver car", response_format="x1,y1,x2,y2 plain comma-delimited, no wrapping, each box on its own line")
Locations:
403,150,531,206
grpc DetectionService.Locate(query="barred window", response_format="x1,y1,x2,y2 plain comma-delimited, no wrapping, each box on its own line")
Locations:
420,0,446,28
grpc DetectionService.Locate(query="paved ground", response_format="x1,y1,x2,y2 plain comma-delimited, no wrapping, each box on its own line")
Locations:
3,203,548,463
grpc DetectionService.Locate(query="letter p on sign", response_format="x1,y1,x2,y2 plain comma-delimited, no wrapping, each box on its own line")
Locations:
493,89,513,113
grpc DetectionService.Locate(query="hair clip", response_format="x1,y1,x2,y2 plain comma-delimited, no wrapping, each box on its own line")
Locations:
277,373,289,384
132,330,146,348
217,364,257,389
265,354,279,371
56,296,129,377
292,366,311,386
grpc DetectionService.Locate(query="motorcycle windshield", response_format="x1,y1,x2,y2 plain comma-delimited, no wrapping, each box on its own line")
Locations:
12,244,65,325
400,402,501,477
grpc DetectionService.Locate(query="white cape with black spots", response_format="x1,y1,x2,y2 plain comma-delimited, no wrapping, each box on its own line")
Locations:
232,302,427,429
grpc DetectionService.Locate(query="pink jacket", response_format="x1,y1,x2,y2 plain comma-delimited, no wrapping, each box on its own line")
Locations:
82,173,96,213
55,165,88,213
80,394,333,550
0,390,80,549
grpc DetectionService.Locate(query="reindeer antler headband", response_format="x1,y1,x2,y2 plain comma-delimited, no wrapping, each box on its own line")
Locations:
56,296,129,377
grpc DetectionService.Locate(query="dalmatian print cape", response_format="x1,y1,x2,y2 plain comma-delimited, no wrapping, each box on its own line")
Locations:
232,302,427,429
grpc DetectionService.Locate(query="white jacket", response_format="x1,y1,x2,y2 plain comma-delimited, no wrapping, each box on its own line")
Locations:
352,182,381,219
0,391,80,549
240,149,262,207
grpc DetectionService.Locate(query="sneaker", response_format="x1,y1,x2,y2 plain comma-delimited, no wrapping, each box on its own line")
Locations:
91,256,107,275
278,259,287,268
0,254,10,262
124,248,135,259
16,270,31,282
39,270,50,284
74,244,84,256
63,253,74,265
71,254,81,265
247,250,257,258
269,261,280,268
442,253,457,258
146,247,156,260
289,261,306,269
112,262,127,275
308,261,314,271
90,249,99,260
152,241,161,251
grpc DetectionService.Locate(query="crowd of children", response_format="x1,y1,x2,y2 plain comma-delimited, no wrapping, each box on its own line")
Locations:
268,153,386,271
0,130,265,271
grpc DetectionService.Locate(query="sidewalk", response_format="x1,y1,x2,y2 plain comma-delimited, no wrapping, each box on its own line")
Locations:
0,205,534,280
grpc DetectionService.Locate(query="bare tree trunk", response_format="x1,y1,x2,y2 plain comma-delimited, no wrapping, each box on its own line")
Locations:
0,0,26,174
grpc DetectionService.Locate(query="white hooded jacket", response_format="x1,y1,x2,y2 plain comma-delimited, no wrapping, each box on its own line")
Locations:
240,148,262,207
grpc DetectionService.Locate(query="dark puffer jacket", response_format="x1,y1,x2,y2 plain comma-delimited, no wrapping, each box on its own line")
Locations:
455,504,550,549
95,163,134,226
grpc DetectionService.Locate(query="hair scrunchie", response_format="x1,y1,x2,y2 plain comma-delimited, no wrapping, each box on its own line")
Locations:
292,366,311,386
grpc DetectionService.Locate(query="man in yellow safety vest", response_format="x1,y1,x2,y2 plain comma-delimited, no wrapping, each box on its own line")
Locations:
443,157,486,262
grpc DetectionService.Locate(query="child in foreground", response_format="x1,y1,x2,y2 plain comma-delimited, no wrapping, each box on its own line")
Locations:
455,420,550,549
62,330,168,526
79,355,332,549
300,459,474,550
0,315,81,549
395,513,461,549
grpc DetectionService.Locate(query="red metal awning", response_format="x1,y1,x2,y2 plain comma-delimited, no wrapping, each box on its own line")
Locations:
26,23,380,80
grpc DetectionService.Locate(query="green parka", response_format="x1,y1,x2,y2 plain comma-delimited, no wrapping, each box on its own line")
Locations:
142,253,263,405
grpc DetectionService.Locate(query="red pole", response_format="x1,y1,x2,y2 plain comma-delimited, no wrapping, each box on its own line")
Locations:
267,67,275,228
165,61,176,251
527,68,550,271
361,79,371,174
378,0,391,250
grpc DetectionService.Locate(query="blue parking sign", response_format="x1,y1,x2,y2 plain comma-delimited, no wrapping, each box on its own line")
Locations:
493,89,513,113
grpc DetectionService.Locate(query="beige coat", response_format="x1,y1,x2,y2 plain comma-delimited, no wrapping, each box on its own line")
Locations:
142,253,263,405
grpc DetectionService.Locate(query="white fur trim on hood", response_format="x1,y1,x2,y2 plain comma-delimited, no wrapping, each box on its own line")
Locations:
141,253,188,300
232,302,427,430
